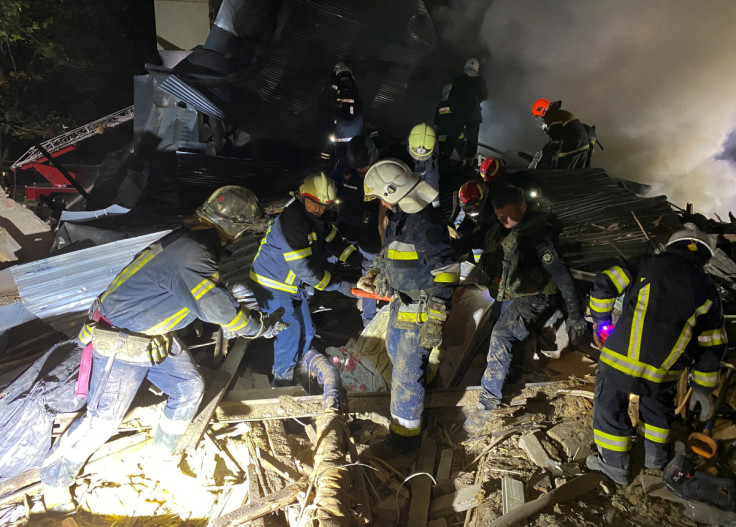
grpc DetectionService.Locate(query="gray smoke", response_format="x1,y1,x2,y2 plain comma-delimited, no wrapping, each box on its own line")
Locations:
473,0,736,217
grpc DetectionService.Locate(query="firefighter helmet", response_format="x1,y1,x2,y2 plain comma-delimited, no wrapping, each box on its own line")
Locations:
666,223,716,257
458,180,486,205
364,158,438,214
532,98,551,117
408,123,436,161
347,134,379,170
464,57,480,76
299,172,337,205
480,157,505,182
197,185,263,241
334,61,351,76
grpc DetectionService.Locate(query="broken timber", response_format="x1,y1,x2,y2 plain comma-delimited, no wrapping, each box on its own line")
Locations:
174,337,250,456
216,386,483,422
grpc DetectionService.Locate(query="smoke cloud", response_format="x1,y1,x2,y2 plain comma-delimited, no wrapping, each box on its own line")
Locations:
474,0,736,218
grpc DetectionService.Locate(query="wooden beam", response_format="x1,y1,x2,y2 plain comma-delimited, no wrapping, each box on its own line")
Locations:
216,386,483,422
174,338,249,456
208,482,305,527
407,435,437,527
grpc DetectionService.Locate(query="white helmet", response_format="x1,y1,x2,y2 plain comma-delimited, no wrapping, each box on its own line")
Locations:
666,223,716,257
363,159,438,214
197,185,263,241
464,57,480,76
334,61,351,76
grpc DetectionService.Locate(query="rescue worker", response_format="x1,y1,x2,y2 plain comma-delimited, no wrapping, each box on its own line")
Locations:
249,173,363,386
331,134,382,325
532,98,591,169
448,58,489,163
433,83,464,160
476,185,586,411
586,224,726,485
319,61,363,169
41,186,284,511
358,159,459,452
453,180,494,264
407,123,440,195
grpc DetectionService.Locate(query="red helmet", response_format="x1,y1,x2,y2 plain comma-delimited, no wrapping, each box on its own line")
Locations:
532,97,550,117
480,157,504,182
458,180,485,205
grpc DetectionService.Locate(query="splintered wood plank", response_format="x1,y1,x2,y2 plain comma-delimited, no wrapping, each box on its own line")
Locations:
429,484,484,519
436,448,454,481
174,338,250,456
209,482,304,527
501,477,525,515
407,435,437,527
216,386,484,421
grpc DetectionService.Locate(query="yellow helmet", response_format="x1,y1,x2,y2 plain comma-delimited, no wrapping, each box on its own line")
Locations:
299,172,337,206
408,123,436,161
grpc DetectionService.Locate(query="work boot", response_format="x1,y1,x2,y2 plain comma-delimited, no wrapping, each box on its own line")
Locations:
42,484,76,514
586,454,630,486
364,432,420,460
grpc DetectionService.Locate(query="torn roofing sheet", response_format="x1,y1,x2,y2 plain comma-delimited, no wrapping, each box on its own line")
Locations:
516,168,682,271
3,231,170,331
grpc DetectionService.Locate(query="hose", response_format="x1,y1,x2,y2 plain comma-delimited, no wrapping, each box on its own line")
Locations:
301,349,342,411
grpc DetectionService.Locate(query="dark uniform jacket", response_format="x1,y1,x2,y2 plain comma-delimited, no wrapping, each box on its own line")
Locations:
320,73,363,123
540,108,590,169
589,250,727,394
377,206,458,303
250,199,360,295
453,198,497,264
93,228,247,335
479,211,581,319
448,73,489,125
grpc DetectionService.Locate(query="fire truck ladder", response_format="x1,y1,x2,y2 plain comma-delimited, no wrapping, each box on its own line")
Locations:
10,105,135,170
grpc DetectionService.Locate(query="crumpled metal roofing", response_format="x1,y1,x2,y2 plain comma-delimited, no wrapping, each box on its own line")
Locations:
8,231,170,325
520,168,682,271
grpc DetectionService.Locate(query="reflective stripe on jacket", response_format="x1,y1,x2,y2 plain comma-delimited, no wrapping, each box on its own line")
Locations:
250,199,358,295
590,250,726,390
97,228,247,335
377,206,458,302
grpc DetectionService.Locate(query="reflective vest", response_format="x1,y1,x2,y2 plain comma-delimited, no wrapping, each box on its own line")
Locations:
250,199,357,295
377,206,458,302
92,228,248,336
589,251,726,390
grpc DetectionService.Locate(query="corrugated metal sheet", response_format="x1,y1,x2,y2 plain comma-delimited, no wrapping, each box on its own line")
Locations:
9,231,170,322
521,168,682,271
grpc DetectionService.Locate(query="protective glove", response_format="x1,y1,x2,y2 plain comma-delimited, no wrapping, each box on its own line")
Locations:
228,307,288,339
357,270,377,293
418,298,448,349
77,321,96,347
374,273,394,298
567,317,587,347
688,389,714,422
148,334,171,364
337,281,357,298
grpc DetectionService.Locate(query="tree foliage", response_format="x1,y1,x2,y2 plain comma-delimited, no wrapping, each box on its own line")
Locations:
0,0,154,166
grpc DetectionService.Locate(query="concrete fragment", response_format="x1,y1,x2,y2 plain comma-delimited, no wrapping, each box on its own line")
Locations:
0,194,53,264
547,421,594,462
518,432,581,477
429,483,484,520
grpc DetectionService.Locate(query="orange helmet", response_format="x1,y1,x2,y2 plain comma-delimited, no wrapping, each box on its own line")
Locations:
480,157,504,182
532,98,550,117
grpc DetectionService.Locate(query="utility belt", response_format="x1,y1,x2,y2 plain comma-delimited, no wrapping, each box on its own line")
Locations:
89,314,158,364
